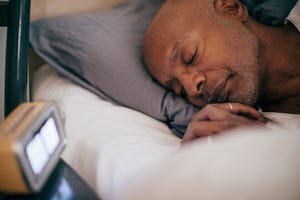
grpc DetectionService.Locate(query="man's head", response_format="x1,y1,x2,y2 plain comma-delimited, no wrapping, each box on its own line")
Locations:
143,0,261,107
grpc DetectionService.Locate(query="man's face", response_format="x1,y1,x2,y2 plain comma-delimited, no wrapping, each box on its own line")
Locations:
143,0,261,107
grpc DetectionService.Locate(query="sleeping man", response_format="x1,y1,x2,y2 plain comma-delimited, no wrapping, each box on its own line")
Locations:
142,0,300,142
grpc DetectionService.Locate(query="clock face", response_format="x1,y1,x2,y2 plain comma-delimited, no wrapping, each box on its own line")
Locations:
25,115,60,176
0,102,66,193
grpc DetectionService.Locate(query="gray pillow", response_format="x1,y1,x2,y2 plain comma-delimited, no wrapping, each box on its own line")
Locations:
29,0,199,137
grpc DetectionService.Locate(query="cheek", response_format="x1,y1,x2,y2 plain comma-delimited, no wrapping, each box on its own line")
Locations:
202,32,259,74
201,36,231,68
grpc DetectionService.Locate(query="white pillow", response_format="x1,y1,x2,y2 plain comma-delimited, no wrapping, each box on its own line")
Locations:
32,65,181,198
123,126,300,200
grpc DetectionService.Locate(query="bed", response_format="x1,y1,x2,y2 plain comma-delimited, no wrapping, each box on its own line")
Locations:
3,0,300,199
32,64,300,200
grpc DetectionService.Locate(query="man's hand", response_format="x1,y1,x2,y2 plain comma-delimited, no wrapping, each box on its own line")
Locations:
182,103,266,143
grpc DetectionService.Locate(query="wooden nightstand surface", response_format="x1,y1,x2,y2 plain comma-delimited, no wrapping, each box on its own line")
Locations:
0,159,100,200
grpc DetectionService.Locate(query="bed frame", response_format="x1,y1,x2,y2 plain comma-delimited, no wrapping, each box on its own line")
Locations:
0,0,31,117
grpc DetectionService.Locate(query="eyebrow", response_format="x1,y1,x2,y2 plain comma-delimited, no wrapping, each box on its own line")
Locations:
169,34,188,67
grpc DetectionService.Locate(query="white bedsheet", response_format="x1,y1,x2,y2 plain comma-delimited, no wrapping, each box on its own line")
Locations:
33,64,300,200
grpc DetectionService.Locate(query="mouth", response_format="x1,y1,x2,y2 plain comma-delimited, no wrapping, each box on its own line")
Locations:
209,74,234,103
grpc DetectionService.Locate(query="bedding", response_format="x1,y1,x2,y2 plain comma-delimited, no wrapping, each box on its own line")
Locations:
29,0,297,137
29,0,198,137
29,2,300,198
32,64,181,198
32,64,300,200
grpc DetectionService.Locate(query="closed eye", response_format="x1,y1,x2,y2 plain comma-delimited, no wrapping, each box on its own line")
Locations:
184,48,198,65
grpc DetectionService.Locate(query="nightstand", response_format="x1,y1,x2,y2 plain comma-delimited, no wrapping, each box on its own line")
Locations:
0,159,100,200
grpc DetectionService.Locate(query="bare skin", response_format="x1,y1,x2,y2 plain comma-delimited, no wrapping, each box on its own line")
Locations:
143,0,300,142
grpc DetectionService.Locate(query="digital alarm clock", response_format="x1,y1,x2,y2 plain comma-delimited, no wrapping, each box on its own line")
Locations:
0,102,67,194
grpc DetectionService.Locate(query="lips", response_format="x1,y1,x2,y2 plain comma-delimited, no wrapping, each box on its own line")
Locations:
209,82,226,103
208,75,233,103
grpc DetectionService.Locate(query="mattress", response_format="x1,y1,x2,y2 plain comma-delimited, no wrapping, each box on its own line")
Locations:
32,64,300,200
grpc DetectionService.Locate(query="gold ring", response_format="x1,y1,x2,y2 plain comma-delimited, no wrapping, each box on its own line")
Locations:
228,103,233,111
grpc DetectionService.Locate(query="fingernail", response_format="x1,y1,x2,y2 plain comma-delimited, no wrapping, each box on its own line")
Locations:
258,117,268,124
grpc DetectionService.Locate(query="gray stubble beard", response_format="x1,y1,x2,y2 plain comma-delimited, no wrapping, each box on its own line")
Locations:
219,18,261,106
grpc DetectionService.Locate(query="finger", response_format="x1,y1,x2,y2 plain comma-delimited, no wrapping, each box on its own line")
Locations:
182,114,265,144
182,121,230,143
190,104,230,122
214,103,263,119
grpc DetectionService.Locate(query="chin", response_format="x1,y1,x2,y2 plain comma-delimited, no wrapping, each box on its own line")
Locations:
228,71,260,106
230,88,259,106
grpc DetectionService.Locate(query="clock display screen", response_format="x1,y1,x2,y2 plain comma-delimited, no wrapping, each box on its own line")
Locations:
25,117,60,175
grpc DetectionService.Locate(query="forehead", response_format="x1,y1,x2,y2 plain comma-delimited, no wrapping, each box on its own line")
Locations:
143,0,218,84
143,24,183,83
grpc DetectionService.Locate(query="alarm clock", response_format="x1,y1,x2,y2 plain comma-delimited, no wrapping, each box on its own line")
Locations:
0,102,67,194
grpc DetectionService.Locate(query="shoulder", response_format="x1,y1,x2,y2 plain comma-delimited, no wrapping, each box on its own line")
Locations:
286,0,300,32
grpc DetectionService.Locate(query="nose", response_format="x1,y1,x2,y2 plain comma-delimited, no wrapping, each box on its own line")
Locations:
178,73,206,98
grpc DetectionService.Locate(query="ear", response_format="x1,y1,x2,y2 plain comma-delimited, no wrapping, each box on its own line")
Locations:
213,0,248,22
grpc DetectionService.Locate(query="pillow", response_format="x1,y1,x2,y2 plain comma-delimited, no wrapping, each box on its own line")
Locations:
29,0,199,137
30,0,295,137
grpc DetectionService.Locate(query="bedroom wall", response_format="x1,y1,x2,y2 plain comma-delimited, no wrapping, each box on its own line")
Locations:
30,0,126,20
